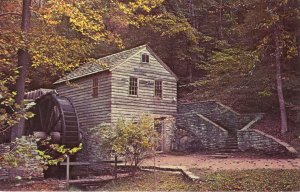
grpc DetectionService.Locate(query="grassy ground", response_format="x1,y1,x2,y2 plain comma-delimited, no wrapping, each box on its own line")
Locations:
2,169,300,191
194,169,300,191
87,171,202,191
89,169,300,191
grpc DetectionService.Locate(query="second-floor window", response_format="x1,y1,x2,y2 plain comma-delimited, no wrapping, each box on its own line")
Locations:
155,80,162,98
92,77,99,97
129,77,138,95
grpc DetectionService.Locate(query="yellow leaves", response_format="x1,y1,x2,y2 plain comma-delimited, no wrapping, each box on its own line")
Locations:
1,0,168,73
282,34,298,60
258,90,272,97
117,0,164,14
27,28,93,74
42,0,108,42
115,0,165,28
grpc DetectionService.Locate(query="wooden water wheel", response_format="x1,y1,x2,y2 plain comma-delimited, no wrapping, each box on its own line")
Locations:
27,93,81,147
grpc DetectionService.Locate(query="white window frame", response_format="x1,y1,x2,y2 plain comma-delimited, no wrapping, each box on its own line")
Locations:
154,80,163,99
129,77,138,96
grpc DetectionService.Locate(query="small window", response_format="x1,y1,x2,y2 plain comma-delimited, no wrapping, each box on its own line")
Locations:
92,77,98,97
129,77,138,95
154,80,162,98
141,53,149,63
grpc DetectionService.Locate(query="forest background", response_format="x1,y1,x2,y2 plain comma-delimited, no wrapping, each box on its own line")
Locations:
0,0,299,140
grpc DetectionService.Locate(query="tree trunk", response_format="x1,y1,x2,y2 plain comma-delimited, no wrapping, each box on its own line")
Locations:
188,0,197,29
10,0,31,141
187,62,193,82
275,30,288,134
219,0,223,39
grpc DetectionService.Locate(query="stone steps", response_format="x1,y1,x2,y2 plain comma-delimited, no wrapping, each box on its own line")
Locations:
218,134,239,154
176,102,296,156
176,102,257,153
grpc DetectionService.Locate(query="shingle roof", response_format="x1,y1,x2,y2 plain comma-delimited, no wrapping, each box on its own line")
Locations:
54,44,147,84
25,89,56,100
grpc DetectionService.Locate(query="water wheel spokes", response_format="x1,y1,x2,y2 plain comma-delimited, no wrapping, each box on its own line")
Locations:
28,93,81,147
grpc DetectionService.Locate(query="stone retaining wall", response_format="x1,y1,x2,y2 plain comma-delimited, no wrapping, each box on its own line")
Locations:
176,112,227,151
237,129,298,156
176,101,260,151
176,101,298,156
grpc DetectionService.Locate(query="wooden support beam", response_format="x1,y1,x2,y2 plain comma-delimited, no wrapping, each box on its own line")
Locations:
66,155,70,190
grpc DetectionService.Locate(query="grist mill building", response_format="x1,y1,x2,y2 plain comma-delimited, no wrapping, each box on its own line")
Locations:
54,45,178,160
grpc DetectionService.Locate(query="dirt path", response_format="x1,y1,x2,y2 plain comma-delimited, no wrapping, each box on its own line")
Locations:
142,153,300,171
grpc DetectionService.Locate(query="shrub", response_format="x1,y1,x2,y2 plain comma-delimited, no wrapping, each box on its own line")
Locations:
99,115,158,174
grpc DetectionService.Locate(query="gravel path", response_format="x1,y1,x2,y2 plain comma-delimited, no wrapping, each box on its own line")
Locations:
142,153,300,171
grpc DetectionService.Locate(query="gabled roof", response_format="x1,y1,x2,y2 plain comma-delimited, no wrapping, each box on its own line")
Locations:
54,44,178,84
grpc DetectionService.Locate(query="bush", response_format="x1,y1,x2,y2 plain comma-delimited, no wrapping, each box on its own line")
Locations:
99,115,158,174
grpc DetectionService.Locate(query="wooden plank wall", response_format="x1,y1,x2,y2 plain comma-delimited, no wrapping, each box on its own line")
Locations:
110,47,177,123
56,72,112,130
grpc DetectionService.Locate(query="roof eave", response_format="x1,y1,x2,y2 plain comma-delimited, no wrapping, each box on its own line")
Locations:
53,69,109,85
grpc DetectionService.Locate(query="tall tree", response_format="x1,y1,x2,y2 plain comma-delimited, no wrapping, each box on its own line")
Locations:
274,27,288,133
11,0,32,140
238,0,298,133
1,0,166,140
195,0,299,132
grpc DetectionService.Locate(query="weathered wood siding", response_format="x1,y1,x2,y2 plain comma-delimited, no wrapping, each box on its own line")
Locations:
55,46,177,155
110,47,177,123
56,72,112,130
56,72,112,161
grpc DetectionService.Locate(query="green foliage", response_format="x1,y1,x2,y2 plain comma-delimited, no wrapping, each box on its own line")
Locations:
0,69,35,136
200,47,259,83
258,89,273,97
177,0,300,113
1,135,45,169
98,115,158,171
238,0,299,59
0,135,82,170
37,138,82,166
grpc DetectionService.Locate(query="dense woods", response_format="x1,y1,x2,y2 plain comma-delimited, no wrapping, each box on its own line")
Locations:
0,0,299,137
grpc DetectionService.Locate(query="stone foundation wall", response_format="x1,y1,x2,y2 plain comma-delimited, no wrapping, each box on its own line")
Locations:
0,143,44,181
76,115,176,163
162,116,175,152
237,129,297,156
176,113,228,151
76,124,109,163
